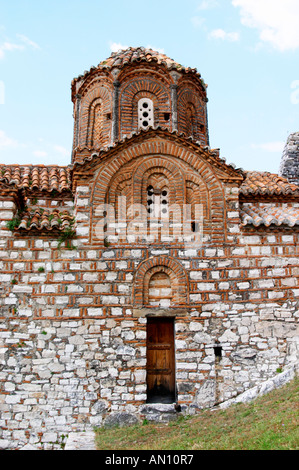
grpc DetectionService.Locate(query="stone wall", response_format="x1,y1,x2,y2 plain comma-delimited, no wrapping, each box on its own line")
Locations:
279,132,299,184
0,184,298,449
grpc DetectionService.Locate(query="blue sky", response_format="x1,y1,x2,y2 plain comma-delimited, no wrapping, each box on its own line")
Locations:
0,0,299,173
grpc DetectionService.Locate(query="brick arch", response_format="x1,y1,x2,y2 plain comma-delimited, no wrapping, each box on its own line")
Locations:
132,156,185,206
79,82,112,149
119,77,171,138
186,173,211,230
90,138,227,243
107,169,134,205
177,86,207,144
106,168,134,220
100,156,185,230
133,256,189,307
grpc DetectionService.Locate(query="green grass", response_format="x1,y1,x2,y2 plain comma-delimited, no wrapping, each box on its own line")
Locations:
95,377,299,450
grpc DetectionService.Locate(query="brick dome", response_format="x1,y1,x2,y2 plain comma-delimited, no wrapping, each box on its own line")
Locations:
71,47,209,163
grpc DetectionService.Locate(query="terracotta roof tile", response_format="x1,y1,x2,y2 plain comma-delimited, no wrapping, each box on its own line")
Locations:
72,47,205,87
0,165,72,194
240,171,299,196
16,208,74,232
100,47,194,71
241,204,299,227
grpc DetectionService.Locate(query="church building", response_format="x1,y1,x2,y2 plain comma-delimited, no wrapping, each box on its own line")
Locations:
0,47,298,449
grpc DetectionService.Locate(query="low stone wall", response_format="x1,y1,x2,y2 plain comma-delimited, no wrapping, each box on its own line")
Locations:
218,364,298,408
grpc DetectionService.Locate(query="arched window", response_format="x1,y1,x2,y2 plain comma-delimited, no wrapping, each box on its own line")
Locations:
138,98,154,129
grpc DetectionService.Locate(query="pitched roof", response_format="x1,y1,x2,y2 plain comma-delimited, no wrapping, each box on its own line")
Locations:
72,125,244,181
240,203,299,227
0,164,72,194
240,171,299,197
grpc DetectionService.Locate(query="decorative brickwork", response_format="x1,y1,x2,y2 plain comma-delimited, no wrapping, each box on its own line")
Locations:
0,47,298,449
71,47,209,163
177,81,208,144
88,131,231,245
78,80,113,149
133,255,189,307
119,74,171,137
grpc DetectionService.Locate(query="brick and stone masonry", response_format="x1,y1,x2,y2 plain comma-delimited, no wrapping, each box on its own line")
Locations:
0,47,298,449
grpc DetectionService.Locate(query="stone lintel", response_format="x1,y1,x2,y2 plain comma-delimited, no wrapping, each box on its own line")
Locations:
133,307,187,318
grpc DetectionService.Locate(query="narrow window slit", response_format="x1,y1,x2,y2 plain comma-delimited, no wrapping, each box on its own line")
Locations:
214,345,222,362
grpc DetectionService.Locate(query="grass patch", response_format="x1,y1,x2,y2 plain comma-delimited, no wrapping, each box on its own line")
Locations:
95,378,299,450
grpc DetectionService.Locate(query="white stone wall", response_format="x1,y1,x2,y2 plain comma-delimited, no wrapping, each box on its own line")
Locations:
0,189,298,449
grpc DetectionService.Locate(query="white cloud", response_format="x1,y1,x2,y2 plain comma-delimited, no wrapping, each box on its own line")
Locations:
109,42,128,53
0,130,19,148
232,0,299,51
0,41,24,59
0,34,40,59
17,34,41,50
251,141,285,153
209,29,240,42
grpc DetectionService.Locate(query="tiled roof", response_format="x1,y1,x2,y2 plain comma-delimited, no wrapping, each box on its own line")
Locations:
16,208,74,232
99,47,196,72
0,165,72,194
72,126,244,180
240,171,299,196
72,47,205,85
2,159,299,203
241,204,299,227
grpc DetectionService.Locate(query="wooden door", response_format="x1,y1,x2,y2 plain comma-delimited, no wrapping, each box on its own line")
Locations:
146,317,176,403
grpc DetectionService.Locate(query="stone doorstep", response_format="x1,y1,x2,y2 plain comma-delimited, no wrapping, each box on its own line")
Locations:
140,403,177,414
64,432,97,450
140,403,182,422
